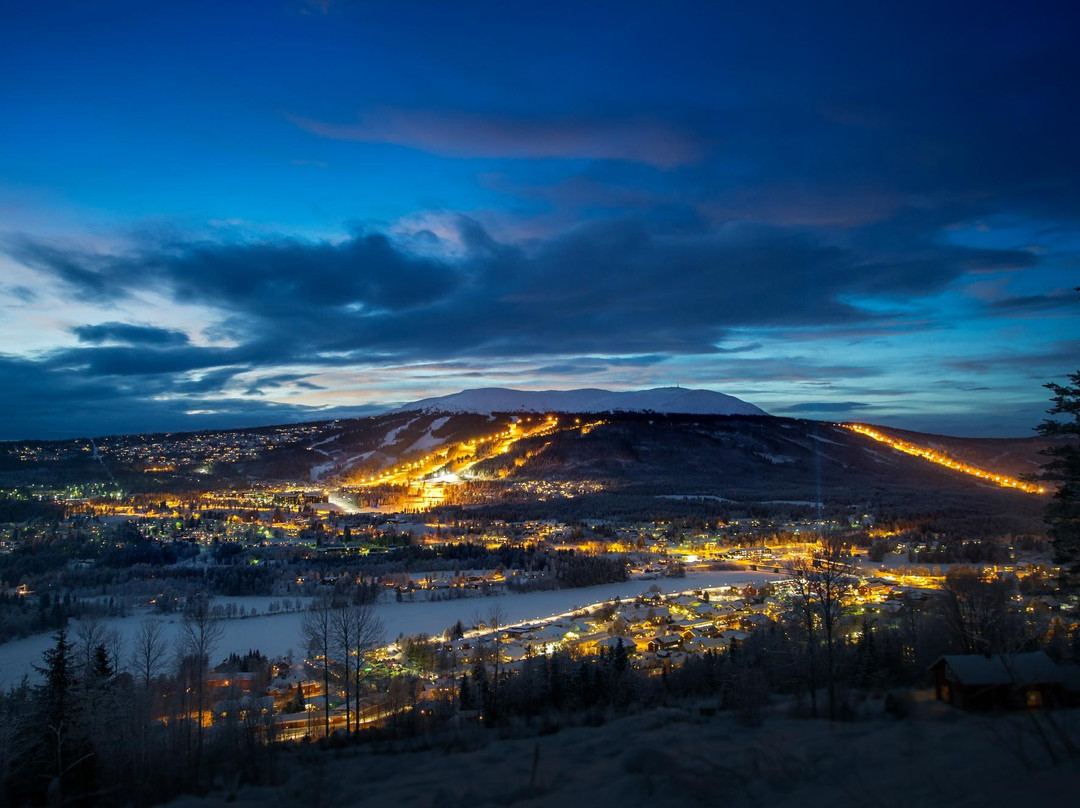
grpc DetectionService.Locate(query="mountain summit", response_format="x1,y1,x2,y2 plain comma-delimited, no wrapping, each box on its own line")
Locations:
395,387,766,416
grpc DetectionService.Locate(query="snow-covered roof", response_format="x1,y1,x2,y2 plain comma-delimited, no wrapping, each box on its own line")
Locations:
932,651,1063,686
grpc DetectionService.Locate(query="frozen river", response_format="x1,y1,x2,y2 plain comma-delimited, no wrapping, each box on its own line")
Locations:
0,569,778,685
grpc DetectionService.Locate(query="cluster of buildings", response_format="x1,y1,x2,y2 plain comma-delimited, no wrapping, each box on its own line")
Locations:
2,422,333,474
506,480,606,500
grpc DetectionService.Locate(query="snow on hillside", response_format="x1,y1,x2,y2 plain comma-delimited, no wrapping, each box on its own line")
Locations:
380,416,418,446
402,416,452,454
396,387,766,416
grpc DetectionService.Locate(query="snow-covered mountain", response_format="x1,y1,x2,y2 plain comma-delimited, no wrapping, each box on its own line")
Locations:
395,387,767,416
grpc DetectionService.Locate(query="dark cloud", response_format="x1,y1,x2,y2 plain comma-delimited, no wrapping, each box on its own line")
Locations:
290,108,703,169
465,30,1080,249
45,345,248,377
701,360,884,383
244,373,325,396
873,404,1052,439
11,228,459,317
3,2,1075,442
4,285,37,303
944,340,1080,376
774,402,872,414
721,38,1079,228
5,237,120,302
0,354,384,441
12,214,1033,375
714,343,762,354
931,380,993,392
986,289,1079,314
73,322,190,347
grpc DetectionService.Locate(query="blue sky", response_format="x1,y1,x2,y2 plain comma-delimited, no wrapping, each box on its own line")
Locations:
0,0,1077,439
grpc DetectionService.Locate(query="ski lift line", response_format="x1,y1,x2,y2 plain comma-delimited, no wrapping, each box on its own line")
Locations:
841,423,1046,495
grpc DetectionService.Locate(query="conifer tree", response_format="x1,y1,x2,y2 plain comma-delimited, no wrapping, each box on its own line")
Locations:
1035,368,1080,578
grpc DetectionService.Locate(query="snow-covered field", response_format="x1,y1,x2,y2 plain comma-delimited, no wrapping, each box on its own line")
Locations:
170,695,1080,808
0,570,777,685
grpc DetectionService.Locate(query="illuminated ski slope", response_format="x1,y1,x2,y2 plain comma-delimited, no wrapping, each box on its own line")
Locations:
843,423,1046,495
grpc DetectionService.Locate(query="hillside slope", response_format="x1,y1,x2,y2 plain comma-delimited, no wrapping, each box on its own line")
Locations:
167,700,1080,808
396,387,766,416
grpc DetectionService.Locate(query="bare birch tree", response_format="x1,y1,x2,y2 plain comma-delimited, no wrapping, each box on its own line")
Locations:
488,603,506,721
334,601,383,736
785,536,854,720
179,594,223,763
302,595,335,737
131,618,168,690
784,555,820,717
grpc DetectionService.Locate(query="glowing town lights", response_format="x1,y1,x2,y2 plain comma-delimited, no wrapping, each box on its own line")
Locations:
842,424,1047,495
350,417,608,510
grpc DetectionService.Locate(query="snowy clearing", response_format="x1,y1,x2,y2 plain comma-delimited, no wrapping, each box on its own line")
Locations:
380,417,418,447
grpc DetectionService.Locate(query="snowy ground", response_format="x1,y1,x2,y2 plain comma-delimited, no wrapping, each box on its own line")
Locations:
0,570,778,685
168,696,1080,808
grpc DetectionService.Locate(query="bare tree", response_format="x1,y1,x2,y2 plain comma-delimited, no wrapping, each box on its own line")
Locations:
74,616,108,679
302,595,335,737
105,627,125,678
72,615,123,680
338,601,383,736
131,619,168,690
331,603,355,734
785,536,854,720
488,603,506,721
179,594,223,762
784,555,820,717
125,618,168,802
940,566,1015,654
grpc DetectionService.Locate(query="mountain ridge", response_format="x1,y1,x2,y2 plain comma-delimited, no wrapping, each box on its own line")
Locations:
394,386,766,416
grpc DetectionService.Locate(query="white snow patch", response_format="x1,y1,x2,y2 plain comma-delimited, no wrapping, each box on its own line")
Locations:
862,448,894,464
343,451,375,469
395,387,765,416
310,461,336,481
308,434,340,450
404,432,447,455
399,416,455,455
381,417,418,447
754,452,796,464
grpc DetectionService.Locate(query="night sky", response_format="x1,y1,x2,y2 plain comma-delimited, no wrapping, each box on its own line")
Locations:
1,0,1077,440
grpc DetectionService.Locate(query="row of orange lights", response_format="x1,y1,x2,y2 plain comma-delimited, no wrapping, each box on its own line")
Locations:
843,424,1046,495
355,416,562,487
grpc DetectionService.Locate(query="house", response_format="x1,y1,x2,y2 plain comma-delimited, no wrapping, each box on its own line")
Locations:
647,634,684,653
205,671,259,693
739,613,772,631
685,637,729,654
718,629,748,646
589,635,634,655
213,694,274,722
929,651,1075,710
